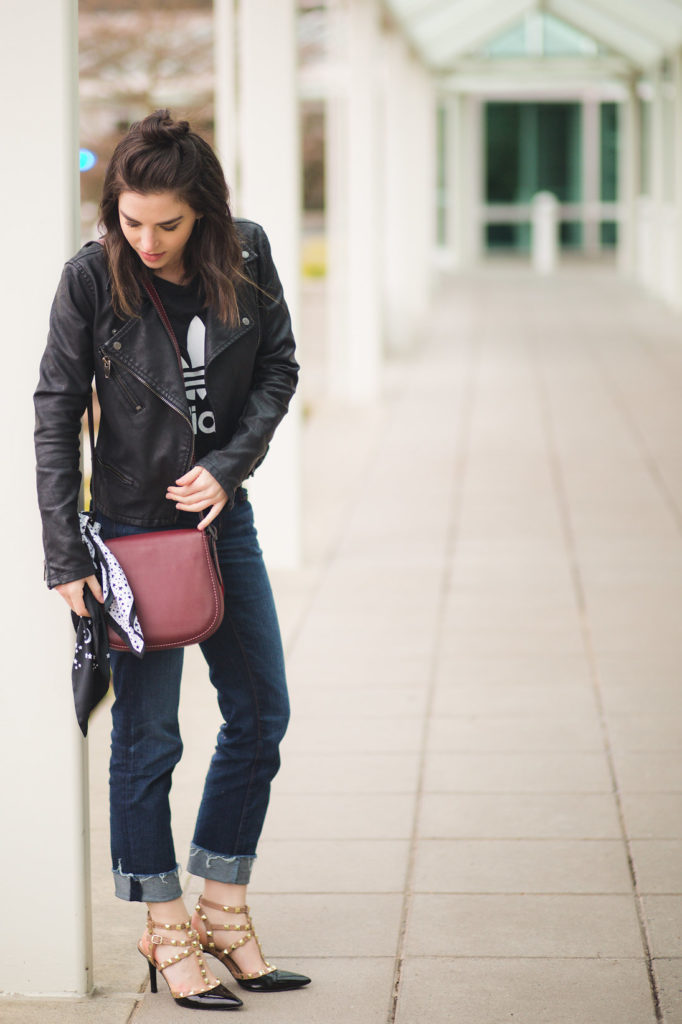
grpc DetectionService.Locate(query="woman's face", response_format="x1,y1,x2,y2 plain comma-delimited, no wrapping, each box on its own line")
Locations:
118,190,201,282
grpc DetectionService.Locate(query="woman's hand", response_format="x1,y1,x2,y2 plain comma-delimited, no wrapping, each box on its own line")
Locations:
55,575,104,618
166,466,228,529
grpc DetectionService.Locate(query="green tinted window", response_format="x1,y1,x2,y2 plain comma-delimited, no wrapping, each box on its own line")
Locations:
486,102,582,204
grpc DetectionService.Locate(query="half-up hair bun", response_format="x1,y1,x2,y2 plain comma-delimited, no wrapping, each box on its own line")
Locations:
137,109,190,145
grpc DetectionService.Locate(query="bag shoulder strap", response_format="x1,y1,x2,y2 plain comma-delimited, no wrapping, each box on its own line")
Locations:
86,391,96,513
142,276,184,374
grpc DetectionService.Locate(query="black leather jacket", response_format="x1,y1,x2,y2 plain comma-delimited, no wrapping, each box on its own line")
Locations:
34,219,298,588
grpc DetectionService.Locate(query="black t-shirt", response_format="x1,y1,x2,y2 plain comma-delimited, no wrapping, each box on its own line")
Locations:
152,275,216,460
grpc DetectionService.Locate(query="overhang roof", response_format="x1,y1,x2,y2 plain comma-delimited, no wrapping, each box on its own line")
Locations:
384,0,682,72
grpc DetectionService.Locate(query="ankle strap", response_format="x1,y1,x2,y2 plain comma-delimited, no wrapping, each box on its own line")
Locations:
199,896,249,914
147,915,196,945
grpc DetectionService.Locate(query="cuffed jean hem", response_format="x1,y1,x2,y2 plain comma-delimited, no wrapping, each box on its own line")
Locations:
188,843,256,885
113,864,183,903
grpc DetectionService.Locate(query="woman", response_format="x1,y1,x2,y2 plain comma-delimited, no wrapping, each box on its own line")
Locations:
34,110,309,1011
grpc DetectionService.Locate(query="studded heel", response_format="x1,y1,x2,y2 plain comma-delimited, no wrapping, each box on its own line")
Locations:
138,913,243,1010
192,896,311,992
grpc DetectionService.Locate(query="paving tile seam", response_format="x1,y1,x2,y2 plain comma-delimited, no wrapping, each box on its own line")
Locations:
640,892,682,897
410,883,648,890
420,789,614,795
418,835,625,840
251,889,651,895
410,890,646,896
531,322,664,1024
412,836,632,843
0,994,142,1003
398,954,652,962
388,322,483,1024
427,745,608,752
260,836,636,842
278,749,634,757
258,837,412,843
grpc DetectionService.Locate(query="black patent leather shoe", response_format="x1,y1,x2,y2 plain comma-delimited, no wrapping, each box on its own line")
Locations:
193,896,312,993
171,979,244,1010
139,914,243,1010
236,967,311,992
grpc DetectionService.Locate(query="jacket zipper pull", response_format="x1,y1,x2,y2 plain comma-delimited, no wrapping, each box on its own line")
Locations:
102,355,111,379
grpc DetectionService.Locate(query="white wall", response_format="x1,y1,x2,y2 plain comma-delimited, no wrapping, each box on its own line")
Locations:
0,0,92,995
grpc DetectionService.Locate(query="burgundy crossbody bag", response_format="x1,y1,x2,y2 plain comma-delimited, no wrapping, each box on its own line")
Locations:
86,276,225,652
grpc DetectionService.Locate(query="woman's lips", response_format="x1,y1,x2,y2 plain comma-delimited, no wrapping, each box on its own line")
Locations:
140,250,164,262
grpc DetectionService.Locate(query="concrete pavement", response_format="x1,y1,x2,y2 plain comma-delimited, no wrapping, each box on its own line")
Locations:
4,262,682,1023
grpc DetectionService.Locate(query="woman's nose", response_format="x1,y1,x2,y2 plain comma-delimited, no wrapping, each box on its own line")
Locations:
140,228,157,252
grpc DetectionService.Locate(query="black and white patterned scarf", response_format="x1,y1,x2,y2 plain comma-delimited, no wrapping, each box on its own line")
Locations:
71,514,145,735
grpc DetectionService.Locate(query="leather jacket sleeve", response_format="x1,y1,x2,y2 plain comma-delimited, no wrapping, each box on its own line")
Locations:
197,226,299,502
34,261,97,588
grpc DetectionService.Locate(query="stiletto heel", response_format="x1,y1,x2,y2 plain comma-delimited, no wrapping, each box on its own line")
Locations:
193,896,311,992
137,913,243,1010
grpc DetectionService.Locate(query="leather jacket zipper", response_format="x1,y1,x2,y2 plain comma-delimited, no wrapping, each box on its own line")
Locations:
102,357,144,412
99,348,195,467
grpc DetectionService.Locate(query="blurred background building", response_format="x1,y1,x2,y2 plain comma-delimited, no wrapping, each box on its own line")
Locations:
72,0,682,487
79,0,682,324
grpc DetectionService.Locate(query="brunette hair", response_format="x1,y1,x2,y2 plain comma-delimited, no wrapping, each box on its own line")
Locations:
99,110,244,323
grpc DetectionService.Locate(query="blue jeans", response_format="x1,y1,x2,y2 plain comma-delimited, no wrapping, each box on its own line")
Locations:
96,494,290,902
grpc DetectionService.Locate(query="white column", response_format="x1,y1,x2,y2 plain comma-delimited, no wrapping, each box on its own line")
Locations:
532,191,559,273
399,55,436,339
382,29,419,352
618,78,640,278
463,95,484,265
215,0,302,569
213,0,238,193
326,0,382,401
408,56,436,333
326,81,351,395
382,29,408,351
445,90,466,271
581,98,601,256
674,48,682,308
650,63,666,296
651,65,666,212
381,32,435,356
0,0,92,995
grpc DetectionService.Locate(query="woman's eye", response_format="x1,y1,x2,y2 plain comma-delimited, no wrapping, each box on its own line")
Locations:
122,221,178,231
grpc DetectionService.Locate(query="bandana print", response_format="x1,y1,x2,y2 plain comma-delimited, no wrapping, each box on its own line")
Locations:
70,514,145,735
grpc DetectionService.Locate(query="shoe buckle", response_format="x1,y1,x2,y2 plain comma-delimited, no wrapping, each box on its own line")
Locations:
151,934,163,945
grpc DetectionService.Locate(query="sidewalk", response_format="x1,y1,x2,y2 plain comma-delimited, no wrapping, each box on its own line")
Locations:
7,262,682,1023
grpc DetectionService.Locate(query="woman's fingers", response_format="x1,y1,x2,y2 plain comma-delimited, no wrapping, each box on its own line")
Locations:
197,499,227,529
55,575,103,617
170,496,227,525
173,465,203,487
173,497,211,511
166,467,228,511
167,485,212,502
86,574,104,604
